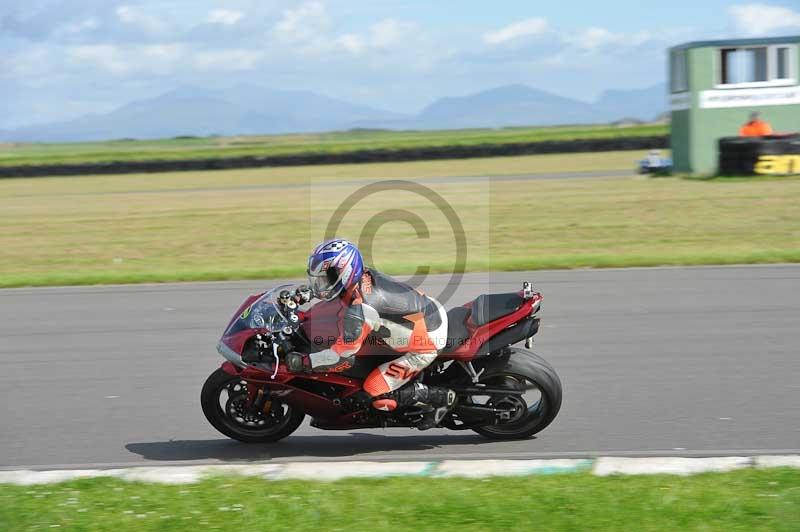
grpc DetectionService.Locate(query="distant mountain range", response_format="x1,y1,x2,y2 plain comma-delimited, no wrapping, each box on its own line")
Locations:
0,83,666,142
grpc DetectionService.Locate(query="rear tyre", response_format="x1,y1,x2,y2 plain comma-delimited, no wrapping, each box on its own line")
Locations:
471,349,562,440
201,368,305,443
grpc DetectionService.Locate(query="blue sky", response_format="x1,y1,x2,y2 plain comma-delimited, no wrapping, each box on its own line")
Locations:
2,0,800,128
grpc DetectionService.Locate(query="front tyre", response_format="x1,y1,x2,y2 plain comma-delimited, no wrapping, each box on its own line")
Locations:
201,368,305,443
471,349,562,440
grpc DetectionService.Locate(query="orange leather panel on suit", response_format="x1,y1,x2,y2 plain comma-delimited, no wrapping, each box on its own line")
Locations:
402,312,437,353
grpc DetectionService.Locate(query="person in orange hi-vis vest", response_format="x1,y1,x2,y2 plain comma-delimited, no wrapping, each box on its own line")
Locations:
739,111,774,137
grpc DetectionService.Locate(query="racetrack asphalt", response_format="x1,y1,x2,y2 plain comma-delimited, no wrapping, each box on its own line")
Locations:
1,265,798,469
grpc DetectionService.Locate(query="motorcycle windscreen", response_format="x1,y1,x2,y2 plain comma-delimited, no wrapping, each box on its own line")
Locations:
221,284,295,339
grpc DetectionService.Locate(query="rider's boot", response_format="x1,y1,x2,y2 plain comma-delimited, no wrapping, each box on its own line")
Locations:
416,385,457,430
372,382,456,430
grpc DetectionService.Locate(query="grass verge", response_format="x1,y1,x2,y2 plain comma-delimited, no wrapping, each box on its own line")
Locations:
2,250,799,289
1,152,798,289
1,469,798,531
0,123,666,167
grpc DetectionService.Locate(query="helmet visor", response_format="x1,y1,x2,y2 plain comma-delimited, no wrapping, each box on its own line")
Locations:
307,267,342,301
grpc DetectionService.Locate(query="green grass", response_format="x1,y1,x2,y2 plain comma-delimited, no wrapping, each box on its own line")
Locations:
1,150,797,289
1,469,798,531
0,123,667,167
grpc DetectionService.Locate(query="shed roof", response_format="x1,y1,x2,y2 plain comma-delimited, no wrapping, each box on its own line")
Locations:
671,35,800,52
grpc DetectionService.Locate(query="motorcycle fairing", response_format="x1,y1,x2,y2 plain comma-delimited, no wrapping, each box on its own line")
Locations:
217,287,542,429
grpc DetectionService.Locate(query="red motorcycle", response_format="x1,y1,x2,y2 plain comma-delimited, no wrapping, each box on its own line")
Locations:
202,281,562,441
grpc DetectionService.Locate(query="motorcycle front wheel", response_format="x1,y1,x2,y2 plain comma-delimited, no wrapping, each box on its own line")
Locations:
201,368,305,443
471,348,562,440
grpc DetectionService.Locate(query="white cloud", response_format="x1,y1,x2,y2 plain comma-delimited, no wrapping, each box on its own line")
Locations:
561,26,653,53
273,4,415,57
0,46,54,81
336,34,367,54
572,27,618,50
729,4,800,36
207,9,244,26
143,44,183,61
273,1,330,44
66,43,185,76
115,5,166,35
334,19,415,55
194,49,262,71
61,17,99,35
67,44,132,75
562,26,646,52
369,19,408,49
483,18,548,45
1,1,692,128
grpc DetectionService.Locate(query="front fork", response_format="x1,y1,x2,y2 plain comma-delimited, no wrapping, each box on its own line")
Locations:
247,386,271,416
223,362,270,417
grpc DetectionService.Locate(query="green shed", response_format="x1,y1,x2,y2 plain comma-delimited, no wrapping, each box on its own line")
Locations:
669,36,800,174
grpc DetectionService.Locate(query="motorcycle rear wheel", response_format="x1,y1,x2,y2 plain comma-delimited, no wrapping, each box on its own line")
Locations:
471,348,562,440
201,368,305,443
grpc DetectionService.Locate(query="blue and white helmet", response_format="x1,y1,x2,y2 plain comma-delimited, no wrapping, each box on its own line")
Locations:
307,239,364,301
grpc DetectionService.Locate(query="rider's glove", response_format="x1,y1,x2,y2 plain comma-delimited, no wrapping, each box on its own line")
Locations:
295,285,312,304
285,352,309,373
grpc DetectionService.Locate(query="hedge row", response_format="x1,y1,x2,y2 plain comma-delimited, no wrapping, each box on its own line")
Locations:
0,135,668,178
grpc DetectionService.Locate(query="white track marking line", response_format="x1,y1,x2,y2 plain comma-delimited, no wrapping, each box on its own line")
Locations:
276,461,433,481
435,459,592,478
0,456,797,485
593,456,752,476
4,448,800,472
755,455,800,468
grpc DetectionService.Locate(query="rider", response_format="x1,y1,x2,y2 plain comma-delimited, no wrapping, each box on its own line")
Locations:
290,238,455,429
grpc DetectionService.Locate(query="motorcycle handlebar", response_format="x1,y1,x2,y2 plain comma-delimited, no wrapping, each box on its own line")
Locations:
276,332,294,356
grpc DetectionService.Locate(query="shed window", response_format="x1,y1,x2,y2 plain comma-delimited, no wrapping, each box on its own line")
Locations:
670,50,688,92
718,45,795,86
721,47,767,84
776,46,790,80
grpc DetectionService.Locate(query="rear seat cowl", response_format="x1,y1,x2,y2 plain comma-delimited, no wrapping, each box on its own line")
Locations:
472,292,525,326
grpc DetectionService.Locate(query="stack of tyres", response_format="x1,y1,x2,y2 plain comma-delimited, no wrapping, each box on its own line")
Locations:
718,137,762,175
719,135,800,176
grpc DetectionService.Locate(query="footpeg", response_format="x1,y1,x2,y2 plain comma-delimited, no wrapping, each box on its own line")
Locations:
417,389,456,430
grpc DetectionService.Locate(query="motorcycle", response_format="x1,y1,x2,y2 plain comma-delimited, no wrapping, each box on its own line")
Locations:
202,281,562,442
